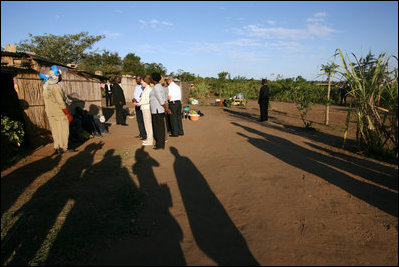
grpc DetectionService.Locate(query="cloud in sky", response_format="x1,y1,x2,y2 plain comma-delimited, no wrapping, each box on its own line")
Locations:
187,38,303,55
238,23,337,40
138,18,174,28
102,31,122,38
306,12,327,23
314,12,327,17
233,11,336,40
115,9,123,14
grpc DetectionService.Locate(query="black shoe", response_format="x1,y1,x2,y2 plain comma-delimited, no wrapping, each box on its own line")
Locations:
121,123,128,126
153,147,164,150
178,133,184,136
169,134,179,137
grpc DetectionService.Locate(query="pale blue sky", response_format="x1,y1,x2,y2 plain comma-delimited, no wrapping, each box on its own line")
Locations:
1,1,398,80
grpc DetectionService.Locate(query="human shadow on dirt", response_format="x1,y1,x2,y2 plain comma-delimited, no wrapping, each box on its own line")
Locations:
305,142,398,191
232,122,398,218
170,146,260,266
45,147,144,265
126,146,187,265
1,142,105,265
1,155,61,217
223,107,358,152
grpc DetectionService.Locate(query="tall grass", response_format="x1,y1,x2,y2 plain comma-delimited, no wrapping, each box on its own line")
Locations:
336,49,398,160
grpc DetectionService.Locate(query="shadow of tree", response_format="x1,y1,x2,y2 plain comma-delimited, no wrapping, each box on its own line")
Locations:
170,146,259,266
231,122,398,218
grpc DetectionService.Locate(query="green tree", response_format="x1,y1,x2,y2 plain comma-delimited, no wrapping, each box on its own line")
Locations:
144,63,167,76
218,71,229,80
17,32,105,64
320,61,339,125
177,71,196,82
122,53,145,76
78,50,122,80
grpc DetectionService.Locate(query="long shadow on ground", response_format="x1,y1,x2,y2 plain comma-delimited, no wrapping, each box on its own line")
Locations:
223,107,359,152
170,146,260,266
1,142,148,266
232,122,398,218
1,155,61,217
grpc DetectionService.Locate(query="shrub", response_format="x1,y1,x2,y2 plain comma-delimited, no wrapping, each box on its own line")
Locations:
336,49,398,160
1,115,25,169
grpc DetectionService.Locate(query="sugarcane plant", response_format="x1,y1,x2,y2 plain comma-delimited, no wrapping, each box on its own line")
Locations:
335,49,398,160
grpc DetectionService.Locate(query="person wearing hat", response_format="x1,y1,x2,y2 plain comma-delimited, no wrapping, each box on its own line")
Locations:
149,72,171,150
40,65,73,154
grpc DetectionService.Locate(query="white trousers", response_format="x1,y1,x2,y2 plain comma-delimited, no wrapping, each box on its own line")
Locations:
141,109,153,144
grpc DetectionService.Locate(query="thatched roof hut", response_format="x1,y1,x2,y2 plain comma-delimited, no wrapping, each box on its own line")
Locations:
1,49,107,147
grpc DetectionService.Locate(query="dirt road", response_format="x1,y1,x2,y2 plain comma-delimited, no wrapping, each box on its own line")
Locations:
1,100,397,265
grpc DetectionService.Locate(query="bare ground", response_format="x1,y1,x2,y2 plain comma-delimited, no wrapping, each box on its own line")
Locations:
1,99,397,266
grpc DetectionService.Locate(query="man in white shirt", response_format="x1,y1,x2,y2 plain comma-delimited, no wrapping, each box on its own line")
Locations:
105,79,113,106
133,75,147,139
166,76,184,136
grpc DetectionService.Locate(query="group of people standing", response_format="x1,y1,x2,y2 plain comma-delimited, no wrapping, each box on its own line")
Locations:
41,64,268,154
112,73,184,150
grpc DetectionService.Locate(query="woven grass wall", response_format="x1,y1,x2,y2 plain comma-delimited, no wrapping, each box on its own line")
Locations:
12,66,102,145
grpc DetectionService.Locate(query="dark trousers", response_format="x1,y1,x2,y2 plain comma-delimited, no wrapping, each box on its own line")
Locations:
165,113,171,133
115,104,126,124
259,99,269,121
106,93,112,106
169,100,184,135
340,91,347,105
152,113,165,148
135,106,147,138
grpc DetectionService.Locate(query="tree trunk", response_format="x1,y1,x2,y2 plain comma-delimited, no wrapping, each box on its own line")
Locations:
325,74,331,125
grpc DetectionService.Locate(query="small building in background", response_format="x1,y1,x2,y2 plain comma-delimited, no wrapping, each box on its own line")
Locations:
1,45,107,148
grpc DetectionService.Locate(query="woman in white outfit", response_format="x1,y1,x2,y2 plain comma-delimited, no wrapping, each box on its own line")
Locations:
138,75,154,146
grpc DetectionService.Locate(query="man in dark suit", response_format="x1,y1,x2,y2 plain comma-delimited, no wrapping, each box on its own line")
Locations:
112,76,127,125
258,78,270,122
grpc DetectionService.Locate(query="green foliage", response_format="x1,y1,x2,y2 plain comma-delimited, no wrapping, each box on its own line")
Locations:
1,116,25,169
218,71,229,80
190,81,210,98
289,77,316,128
122,53,145,76
320,62,340,75
223,98,233,108
143,62,167,76
336,49,398,160
78,50,122,80
176,71,196,82
17,32,105,64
